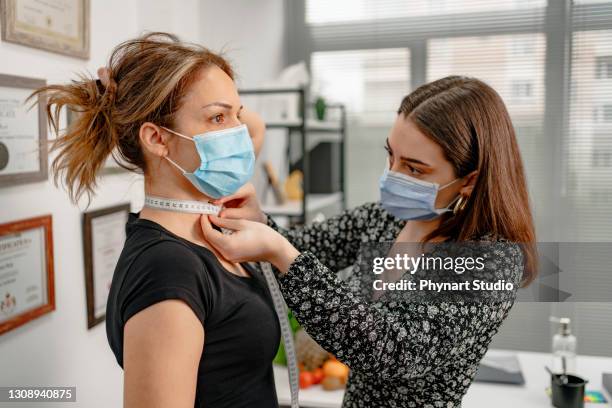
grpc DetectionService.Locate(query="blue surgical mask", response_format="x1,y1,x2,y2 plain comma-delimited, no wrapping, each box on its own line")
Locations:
379,164,461,221
162,124,255,199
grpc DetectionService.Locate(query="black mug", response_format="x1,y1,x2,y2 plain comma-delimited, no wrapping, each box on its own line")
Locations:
551,374,588,408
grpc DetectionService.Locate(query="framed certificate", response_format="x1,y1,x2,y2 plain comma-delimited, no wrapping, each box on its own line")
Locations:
83,203,129,329
0,73,48,187
0,215,55,336
0,0,90,59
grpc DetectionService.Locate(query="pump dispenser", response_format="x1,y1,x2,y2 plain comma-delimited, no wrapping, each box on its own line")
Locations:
550,317,577,374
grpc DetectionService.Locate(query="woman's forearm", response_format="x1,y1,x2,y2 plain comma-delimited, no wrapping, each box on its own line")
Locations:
265,203,376,272
268,237,300,274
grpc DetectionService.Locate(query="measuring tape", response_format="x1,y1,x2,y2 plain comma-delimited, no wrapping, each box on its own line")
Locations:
260,262,300,408
143,195,300,407
144,195,222,214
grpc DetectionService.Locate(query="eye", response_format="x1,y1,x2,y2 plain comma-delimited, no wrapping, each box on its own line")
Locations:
405,164,423,175
213,114,224,124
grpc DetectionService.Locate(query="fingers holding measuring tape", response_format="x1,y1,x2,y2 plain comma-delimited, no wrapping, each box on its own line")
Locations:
200,214,268,262
200,214,300,274
213,182,267,223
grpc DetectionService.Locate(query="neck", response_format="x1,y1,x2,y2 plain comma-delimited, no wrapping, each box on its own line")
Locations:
138,183,248,276
139,176,215,247
398,218,445,242
146,180,214,203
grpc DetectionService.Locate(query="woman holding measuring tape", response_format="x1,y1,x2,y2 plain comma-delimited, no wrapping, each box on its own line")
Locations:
201,76,537,407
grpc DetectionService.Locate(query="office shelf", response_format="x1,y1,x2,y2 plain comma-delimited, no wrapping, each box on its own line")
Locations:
239,87,347,224
261,192,343,217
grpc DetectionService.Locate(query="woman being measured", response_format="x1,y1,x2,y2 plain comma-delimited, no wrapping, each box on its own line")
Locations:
31,32,279,408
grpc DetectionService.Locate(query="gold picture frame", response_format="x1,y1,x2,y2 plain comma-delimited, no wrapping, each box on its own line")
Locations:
0,0,90,59
0,215,55,336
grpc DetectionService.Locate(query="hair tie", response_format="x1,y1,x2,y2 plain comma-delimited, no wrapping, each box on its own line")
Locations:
96,67,117,103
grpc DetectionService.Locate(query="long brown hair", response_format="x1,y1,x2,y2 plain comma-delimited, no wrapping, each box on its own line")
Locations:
398,76,537,286
28,32,234,204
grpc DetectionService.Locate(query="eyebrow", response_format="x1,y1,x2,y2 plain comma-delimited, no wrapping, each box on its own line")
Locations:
202,102,244,112
385,138,431,167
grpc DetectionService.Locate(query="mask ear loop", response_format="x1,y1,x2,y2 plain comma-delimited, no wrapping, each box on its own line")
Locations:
164,154,186,174
440,177,460,190
437,178,464,214
159,126,193,174
160,125,193,142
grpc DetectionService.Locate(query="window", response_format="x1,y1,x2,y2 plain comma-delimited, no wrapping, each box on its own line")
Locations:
595,56,612,79
593,105,612,122
574,0,612,4
427,34,546,207
311,48,410,125
306,0,547,24
590,189,612,202
605,105,612,121
592,150,612,167
427,34,545,114
295,0,612,356
568,31,612,237
511,80,534,99
591,131,612,168
511,37,537,56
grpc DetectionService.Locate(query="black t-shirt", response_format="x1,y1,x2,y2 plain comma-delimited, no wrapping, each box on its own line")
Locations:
106,212,281,408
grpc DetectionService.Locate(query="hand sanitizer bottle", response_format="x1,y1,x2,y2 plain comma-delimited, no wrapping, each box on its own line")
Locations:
551,317,577,374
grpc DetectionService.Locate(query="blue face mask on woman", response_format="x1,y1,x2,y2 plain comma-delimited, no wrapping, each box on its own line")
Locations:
379,164,461,221
162,124,255,199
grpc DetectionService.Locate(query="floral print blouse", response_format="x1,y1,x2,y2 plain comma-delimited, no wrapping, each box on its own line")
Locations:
267,201,524,408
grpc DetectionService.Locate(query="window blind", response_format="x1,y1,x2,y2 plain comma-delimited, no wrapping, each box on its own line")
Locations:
305,0,547,51
427,33,548,212
562,0,612,358
311,48,411,125
298,0,612,356
306,0,547,24
567,21,612,241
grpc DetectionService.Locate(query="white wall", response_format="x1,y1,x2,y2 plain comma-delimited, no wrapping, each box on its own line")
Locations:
199,0,286,88
0,1,285,407
199,0,287,201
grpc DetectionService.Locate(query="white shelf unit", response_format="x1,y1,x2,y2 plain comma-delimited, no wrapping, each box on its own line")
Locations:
262,192,344,216
240,87,347,224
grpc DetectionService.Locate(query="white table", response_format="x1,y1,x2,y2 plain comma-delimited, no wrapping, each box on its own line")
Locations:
274,350,612,408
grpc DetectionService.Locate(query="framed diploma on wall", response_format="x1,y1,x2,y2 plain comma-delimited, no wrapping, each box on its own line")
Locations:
0,0,90,59
83,203,130,329
0,215,55,336
0,73,48,187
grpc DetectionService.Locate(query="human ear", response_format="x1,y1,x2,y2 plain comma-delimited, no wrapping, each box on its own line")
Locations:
139,122,169,158
459,170,479,197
